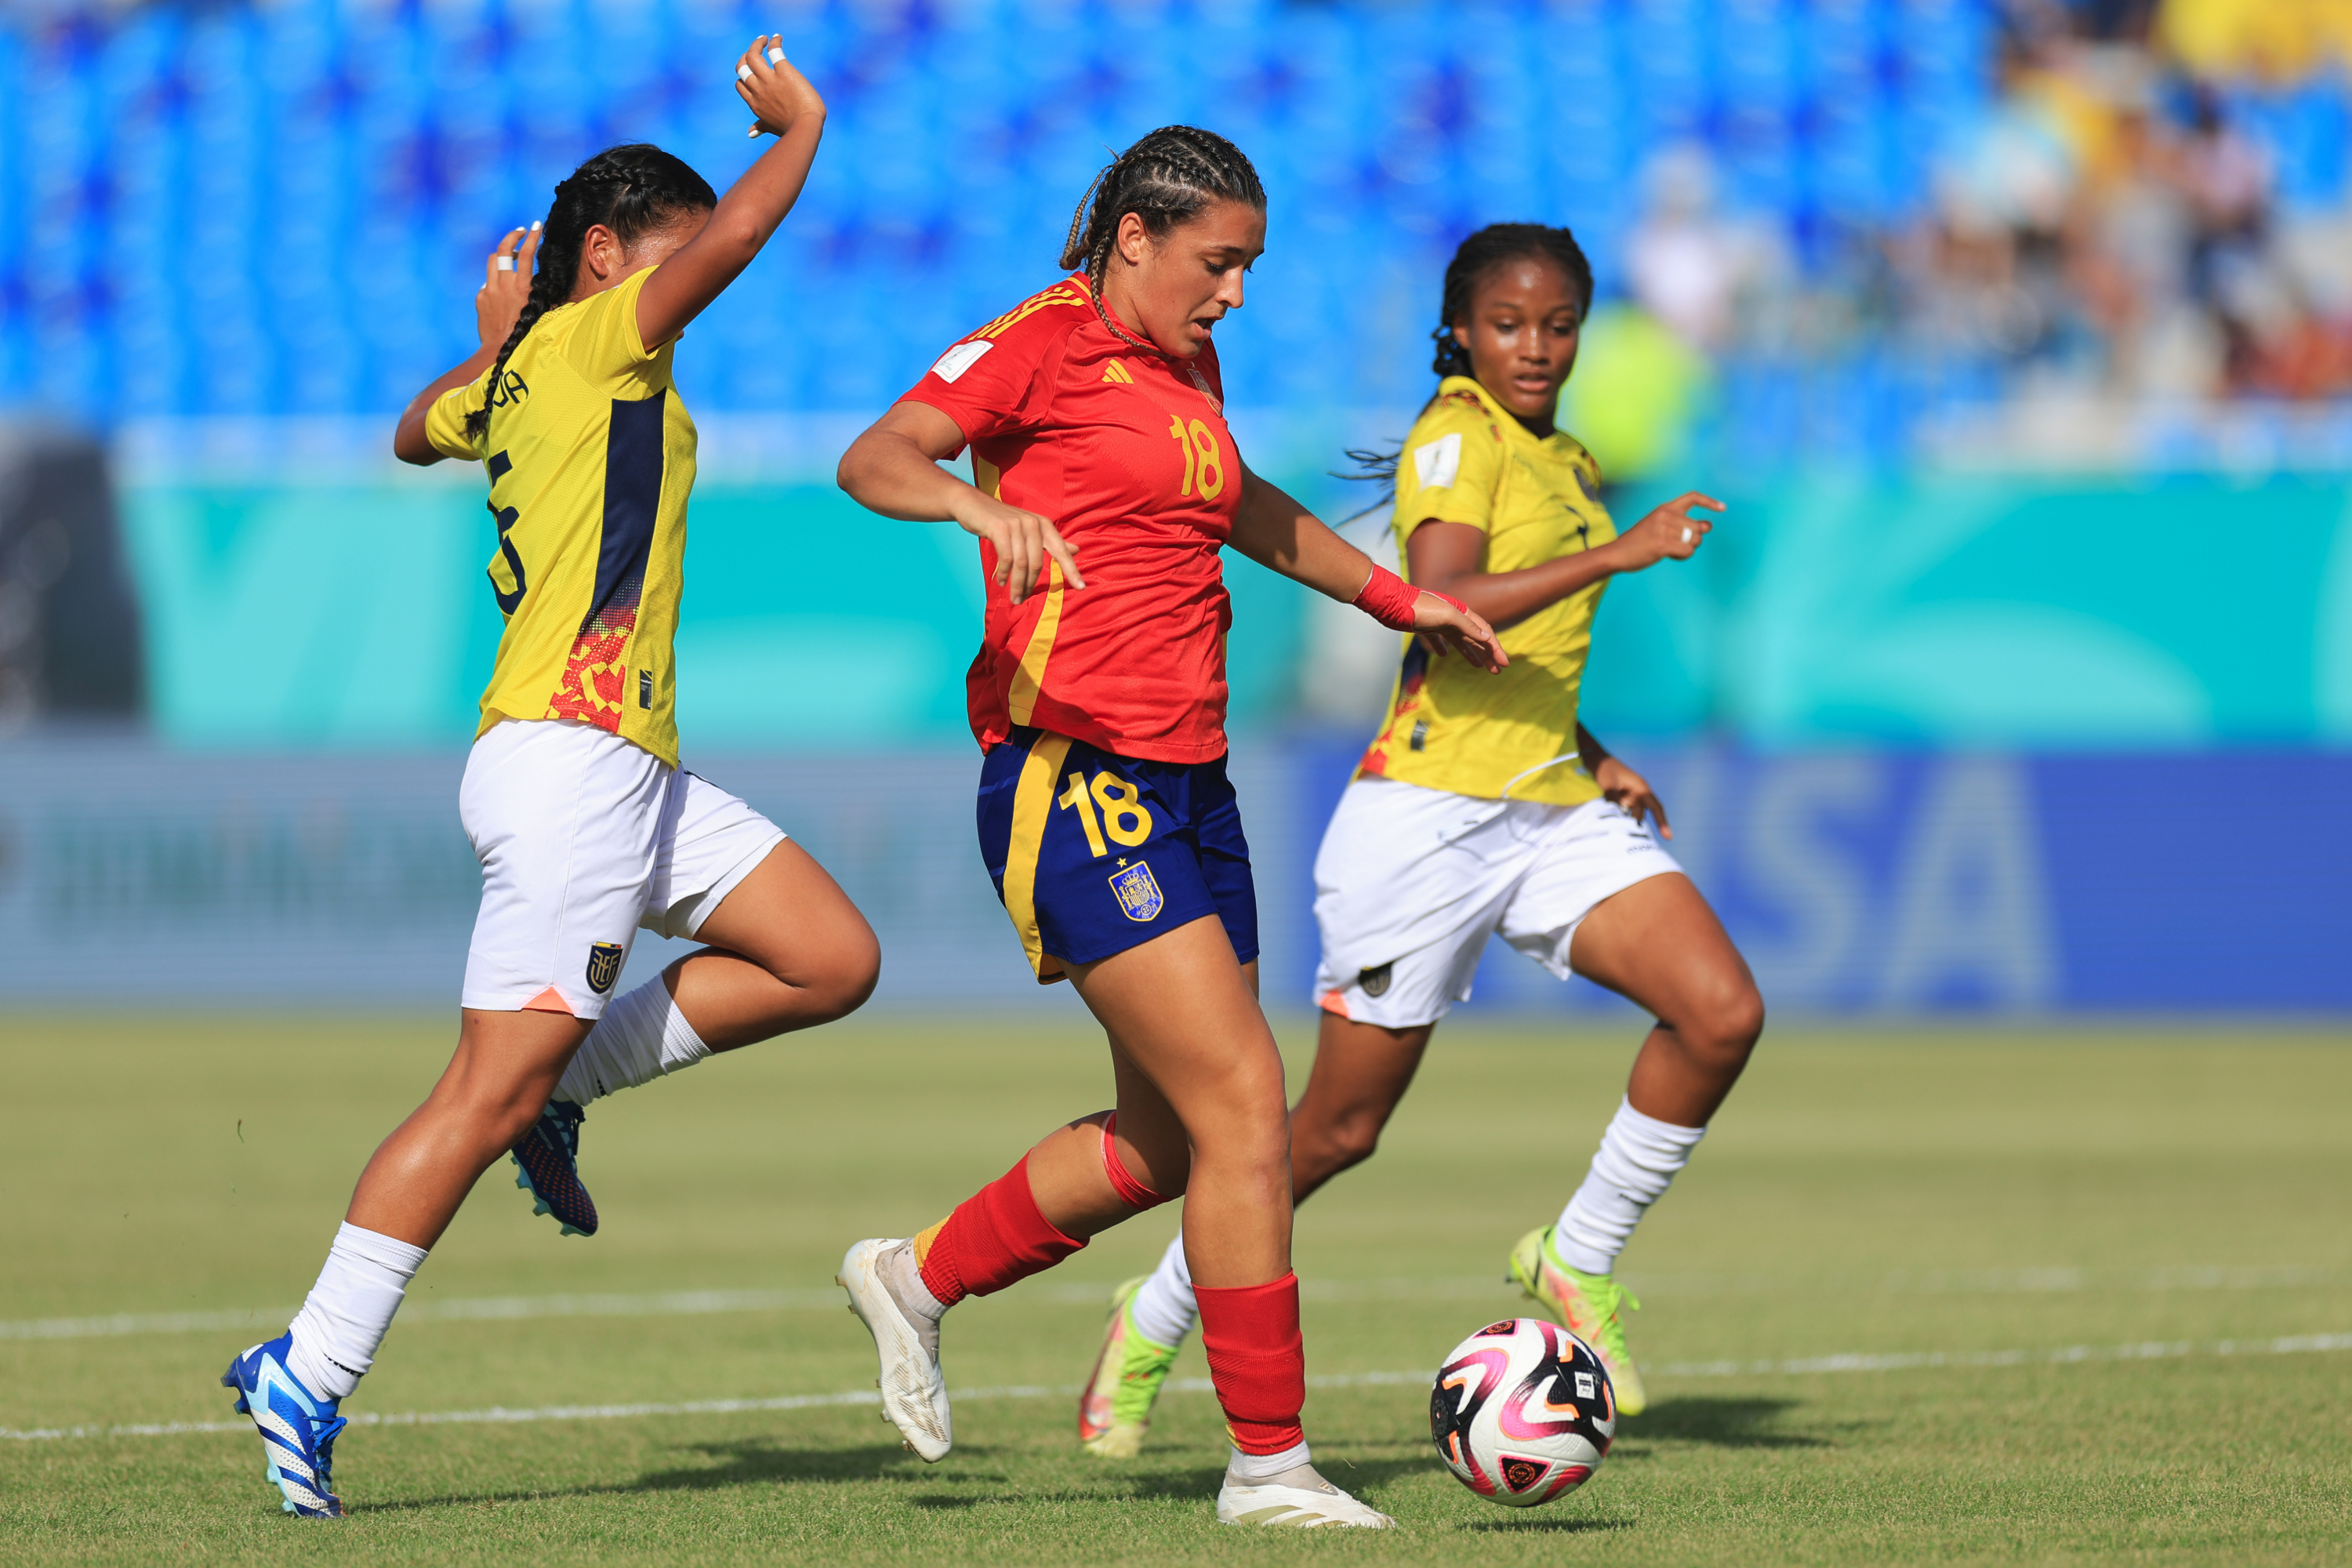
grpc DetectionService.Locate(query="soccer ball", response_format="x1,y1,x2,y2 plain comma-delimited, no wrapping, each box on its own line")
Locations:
1429,1316,1616,1507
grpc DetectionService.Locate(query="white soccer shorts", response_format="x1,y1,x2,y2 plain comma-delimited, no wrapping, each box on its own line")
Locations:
459,718,787,1018
1311,776,1682,1029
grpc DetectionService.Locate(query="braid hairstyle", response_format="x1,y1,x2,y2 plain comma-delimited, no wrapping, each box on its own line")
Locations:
1341,223,1597,509
1428,222,1592,379
1056,125,1266,352
464,143,719,443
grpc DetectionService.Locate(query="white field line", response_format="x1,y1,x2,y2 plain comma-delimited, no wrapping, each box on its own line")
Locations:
6,1333,2348,1445
0,1290,844,1343
9,1264,2348,1344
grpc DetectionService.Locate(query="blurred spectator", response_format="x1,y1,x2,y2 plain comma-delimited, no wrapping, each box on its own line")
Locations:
1624,145,1796,356
2159,0,2352,81
1867,2,2352,405
1563,303,1711,485
2177,83,2271,303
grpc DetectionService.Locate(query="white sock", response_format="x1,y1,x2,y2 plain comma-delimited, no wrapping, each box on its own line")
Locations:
1227,1439,1314,1480
1552,1098,1708,1276
284,1222,428,1400
884,1239,949,1322
1127,1229,1198,1348
554,978,710,1106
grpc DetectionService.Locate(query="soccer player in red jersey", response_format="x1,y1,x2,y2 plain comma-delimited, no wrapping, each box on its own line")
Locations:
832,125,1503,1527
1078,225,1759,1460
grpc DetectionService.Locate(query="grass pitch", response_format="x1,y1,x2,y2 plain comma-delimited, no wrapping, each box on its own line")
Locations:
2,1012,2348,1566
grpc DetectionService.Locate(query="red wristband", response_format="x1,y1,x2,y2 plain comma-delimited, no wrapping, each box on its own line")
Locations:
1352,564,1461,632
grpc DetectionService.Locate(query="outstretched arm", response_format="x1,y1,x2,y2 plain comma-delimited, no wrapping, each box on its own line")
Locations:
1409,491,1726,632
836,401,1084,607
633,38,826,351
1228,463,1506,671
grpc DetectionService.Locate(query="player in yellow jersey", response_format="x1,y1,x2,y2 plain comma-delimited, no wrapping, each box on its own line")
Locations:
218,43,877,1519
1077,224,1764,1454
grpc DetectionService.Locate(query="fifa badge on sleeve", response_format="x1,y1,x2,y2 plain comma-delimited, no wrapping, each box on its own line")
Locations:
1107,861,1164,923
586,942,625,995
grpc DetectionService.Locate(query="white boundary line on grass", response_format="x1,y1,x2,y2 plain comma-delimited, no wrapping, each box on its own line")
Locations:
5,1332,2347,1445
9,1264,2347,1343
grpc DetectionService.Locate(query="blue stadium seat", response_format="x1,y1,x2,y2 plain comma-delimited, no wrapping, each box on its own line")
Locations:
0,0,2310,454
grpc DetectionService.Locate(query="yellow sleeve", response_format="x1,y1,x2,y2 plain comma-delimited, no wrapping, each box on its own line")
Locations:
561,265,663,385
1392,392,1506,539
423,371,492,463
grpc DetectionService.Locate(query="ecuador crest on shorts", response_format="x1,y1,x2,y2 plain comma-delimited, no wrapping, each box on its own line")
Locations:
586,941,625,995
1107,859,1164,922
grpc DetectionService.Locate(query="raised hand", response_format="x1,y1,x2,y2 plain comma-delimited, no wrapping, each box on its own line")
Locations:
476,223,542,348
735,35,825,140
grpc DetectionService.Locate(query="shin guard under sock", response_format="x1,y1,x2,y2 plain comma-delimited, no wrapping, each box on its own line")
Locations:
914,1155,1085,1308
1195,1272,1307,1457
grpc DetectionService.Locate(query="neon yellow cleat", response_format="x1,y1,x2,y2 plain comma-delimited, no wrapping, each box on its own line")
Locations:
1507,1225,1647,1417
1078,1276,1179,1457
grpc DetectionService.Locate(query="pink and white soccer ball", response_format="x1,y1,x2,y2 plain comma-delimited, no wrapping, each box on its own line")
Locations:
1429,1316,1616,1507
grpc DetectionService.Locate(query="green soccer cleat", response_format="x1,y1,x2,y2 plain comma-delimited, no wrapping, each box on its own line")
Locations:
1077,1276,1180,1457
1508,1225,1647,1416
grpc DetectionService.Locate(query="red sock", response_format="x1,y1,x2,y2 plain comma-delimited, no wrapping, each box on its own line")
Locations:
913,1155,1084,1307
1195,1273,1307,1456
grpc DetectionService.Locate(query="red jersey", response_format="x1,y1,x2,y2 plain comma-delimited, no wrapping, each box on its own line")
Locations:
901,276,1242,764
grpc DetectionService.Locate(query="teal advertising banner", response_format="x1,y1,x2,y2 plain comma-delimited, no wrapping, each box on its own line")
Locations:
1582,472,2352,747
119,463,2352,750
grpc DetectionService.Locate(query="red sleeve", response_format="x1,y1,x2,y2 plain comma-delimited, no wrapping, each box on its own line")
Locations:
898,281,1091,456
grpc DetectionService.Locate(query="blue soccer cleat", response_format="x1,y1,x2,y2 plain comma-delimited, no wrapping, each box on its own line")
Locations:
510,1099,597,1236
220,1333,347,1517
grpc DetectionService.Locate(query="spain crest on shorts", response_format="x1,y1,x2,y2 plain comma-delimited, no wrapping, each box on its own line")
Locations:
586,941,625,995
1107,860,1163,923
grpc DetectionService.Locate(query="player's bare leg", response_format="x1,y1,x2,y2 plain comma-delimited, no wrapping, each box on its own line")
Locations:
1568,872,1762,1127
1287,1017,1432,1204
655,839,880,1047
348,1009,595,1249
1045,917,1289,1276
1512,870,1764,1412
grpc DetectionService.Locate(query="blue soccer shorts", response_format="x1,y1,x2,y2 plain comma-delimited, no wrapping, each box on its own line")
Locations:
976,727,1259,983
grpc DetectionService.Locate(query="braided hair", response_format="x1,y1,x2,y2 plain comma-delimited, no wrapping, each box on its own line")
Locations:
1427,223,1592,379
1057,125,1266,351
464,143,718,443
1341,223,1596,507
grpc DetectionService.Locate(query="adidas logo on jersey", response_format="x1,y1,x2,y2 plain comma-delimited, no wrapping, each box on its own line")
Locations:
1101,359,1137,385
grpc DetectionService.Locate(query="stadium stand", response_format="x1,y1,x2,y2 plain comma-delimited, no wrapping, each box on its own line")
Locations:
7,0,2341,460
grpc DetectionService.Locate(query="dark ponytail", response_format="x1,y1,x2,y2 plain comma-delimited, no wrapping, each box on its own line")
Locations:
465,143,719,443
1341,223,1597,506
1057,125,1265,350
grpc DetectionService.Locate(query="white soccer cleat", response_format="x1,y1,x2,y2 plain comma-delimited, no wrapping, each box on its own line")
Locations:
837,1237,953,1463
1216,1463,1396,1528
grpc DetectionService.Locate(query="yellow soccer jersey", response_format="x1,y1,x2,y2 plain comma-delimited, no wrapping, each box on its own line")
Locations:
1357,376,1616,807
425,265,695,767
